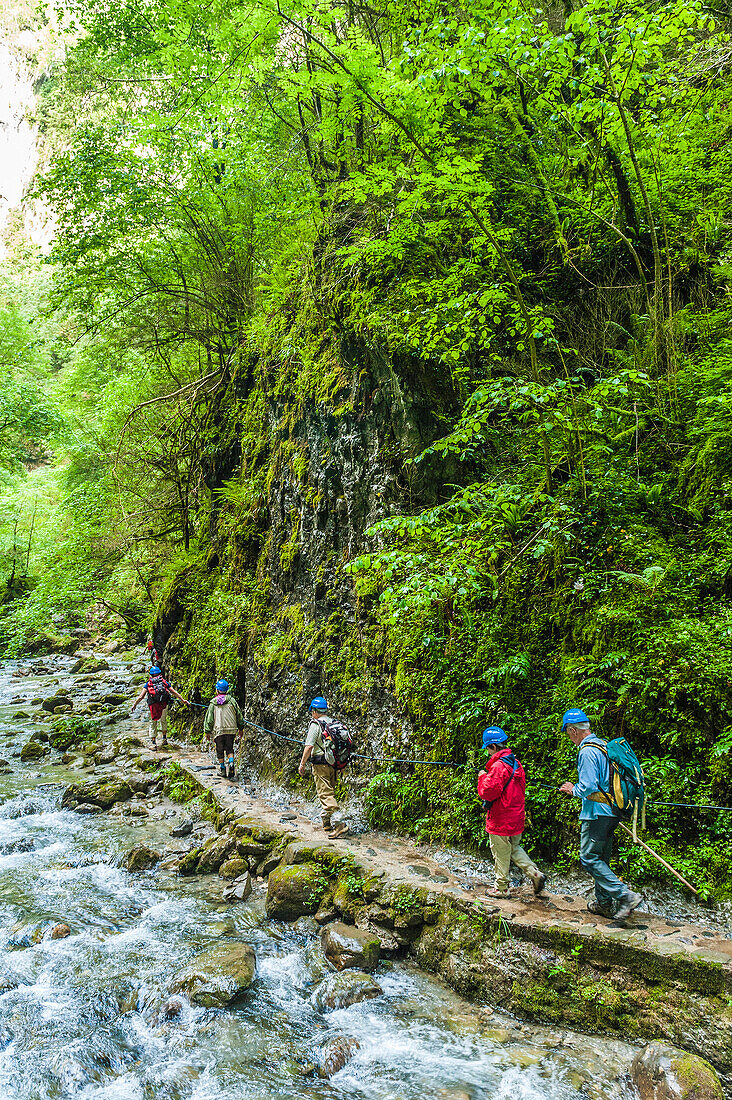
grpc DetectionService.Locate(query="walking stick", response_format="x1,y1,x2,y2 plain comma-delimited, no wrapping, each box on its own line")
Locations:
618,822,699,896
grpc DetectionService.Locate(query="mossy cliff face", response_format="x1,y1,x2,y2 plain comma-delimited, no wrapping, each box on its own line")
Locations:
157,330,459,768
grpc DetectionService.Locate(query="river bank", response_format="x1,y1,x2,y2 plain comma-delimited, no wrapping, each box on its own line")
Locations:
6,647,731,1097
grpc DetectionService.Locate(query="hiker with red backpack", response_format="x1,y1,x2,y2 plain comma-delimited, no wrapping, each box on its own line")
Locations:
131,666,188,750
297,696,354,839
559,707,643,922
477,726,546,897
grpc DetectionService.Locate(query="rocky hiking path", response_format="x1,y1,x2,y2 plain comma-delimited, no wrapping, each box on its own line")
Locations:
174,747,732,974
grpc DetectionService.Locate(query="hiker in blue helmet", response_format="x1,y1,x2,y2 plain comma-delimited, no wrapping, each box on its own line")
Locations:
131,665,188,750
298,696,349,838
477,727,546,898
559,708,642,922
204,678,244,780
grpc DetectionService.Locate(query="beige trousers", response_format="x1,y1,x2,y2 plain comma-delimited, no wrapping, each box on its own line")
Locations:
312,763,339,825
489,833,540,892
150,710,168,742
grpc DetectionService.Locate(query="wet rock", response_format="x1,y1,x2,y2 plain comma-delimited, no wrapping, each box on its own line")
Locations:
255,853,281,876
50,923,72,939
53,704,73,714
163,995,184,1019
631,1042,724,1100
94,746,116,765
41,696,74,713
61,778,132,811
196,834,236,874
223,872,253,903
121,845,161,872
311,971,383,1012
102,693,126,705
321,922,381,973
266,862,329,920
0,837,34,854
70,658,109,674
12,711,30,719
318,1035,360,1078
177,847,203,876
219,857,250,881
75,803,101,814
20,740,49,762
170,942,256,1008
170,819,193,837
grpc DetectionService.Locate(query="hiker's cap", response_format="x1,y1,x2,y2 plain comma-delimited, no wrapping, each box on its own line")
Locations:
562,708,589,729
216,679,229,693
482,726,507,747
149,666,161,676
309,696,328,711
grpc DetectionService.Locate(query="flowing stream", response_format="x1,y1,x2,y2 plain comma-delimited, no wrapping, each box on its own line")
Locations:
0,656,639,1100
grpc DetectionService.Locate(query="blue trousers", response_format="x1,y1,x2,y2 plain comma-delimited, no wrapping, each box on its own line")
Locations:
579,817,628,908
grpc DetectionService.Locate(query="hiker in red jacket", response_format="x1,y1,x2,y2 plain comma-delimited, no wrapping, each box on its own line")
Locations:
477,726,546,897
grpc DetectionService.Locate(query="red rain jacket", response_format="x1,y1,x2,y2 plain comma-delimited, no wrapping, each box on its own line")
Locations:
477,748,526,836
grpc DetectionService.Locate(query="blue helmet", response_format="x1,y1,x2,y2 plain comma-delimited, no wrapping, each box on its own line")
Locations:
309,696,328,711
482,726,507,748
216,679,229,693
562,708,589,729
149,666,161,676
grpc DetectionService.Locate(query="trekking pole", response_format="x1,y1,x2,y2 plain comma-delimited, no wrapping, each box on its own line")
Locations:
618,822,699,896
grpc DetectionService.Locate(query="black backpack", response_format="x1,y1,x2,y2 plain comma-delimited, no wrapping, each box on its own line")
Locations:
318,718,356,771
480,753,519,811
146,676,172,707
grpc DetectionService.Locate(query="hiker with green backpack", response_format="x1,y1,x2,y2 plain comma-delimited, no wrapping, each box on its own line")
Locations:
559,708,644,922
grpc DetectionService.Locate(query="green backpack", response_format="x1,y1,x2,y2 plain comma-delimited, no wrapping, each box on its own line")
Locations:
582,736,646,837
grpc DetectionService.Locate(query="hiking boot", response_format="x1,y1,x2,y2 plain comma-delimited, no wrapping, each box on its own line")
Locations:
614,891,643,922
532,872,547,896
227,762,236,780
218,764,226,778
160,740,169,750
586,898,616,919
330,822,350,839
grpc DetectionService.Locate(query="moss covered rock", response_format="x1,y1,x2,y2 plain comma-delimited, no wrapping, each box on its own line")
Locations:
20,739,48,762
631,1042,724,1100
219,857,250,881
120,845,161,872
311,970,382,1012
170,942,256,1008
61,778,132,810
196,835,236,874
265,862,328,919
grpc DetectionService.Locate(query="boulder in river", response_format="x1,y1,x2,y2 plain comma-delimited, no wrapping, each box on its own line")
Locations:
266,862,329,920
50,924,72,939
318,1035,360,1078
170,818,193,838
61,778,132,810
121,844,161,871
321,922,381,973
70,658,110,674
20,740,49,762
631,1042,724,1100
170,942,256,1008
41,696,74,713
311,970,383,1012
222,872,252,903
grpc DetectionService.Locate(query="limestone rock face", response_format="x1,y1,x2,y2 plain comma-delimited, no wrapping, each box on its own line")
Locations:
61,778,132,810
311,970,382,1012
120,845,161,872
318,1035,360,1078
265,863,328,920
321,922,381,973
631,1042,724,1100
170,942,256,1008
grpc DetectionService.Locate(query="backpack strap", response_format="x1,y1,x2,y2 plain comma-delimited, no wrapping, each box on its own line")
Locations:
578,741,614,807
